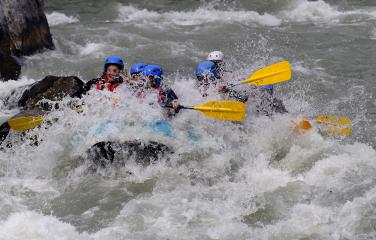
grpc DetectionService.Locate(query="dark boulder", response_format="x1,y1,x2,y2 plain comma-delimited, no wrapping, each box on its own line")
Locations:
0,50,21,81
18,75,85,110
0,0,54,56
0,121,10,146
87,141,173,168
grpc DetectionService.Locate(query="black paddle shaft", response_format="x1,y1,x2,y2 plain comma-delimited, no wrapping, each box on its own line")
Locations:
163,104,193,110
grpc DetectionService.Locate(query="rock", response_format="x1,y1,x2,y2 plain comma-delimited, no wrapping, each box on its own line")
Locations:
87,141,173,168
18,75,85,110
0,0,54,56
0,121,10,146
0,50,21,81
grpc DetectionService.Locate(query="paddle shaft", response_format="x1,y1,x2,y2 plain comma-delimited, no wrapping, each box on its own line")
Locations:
163,105,193,110
180,106,194,110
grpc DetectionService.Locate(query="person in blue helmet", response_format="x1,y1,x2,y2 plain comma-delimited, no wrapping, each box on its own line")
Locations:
83,56,126,93
132,64,180,116
253,84,288,116
127,63,148,90
195,60,248,102
130,63,147,81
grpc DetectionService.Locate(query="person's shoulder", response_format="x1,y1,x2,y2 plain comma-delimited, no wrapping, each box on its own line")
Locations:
160,83,172,91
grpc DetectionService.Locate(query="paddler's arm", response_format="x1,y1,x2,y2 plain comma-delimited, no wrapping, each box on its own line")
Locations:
163,88,181,116
218,85,249,103
273,98,288,114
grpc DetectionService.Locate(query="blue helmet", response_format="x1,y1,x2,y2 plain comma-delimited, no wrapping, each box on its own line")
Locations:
258,85,273,90
104,56,124,72
142,65,163,86
195,60,218,79
130,63,147,76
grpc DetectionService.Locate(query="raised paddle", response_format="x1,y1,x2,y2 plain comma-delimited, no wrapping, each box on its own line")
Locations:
8,116,44,132
172,100,246,121
234,61,291,87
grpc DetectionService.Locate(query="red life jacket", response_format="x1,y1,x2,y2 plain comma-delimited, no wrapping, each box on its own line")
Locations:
96,75,121,92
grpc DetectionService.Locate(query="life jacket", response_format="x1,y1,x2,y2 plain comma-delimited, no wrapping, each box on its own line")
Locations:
96,75,122,92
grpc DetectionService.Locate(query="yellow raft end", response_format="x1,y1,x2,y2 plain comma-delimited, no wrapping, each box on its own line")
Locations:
8,116,44,132
291,119,313,135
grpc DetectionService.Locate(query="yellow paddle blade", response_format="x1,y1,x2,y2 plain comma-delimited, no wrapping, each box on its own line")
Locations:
316,115,351,126
192,101,246,121
8,116,44,132
242,61,291,86
321,126,351,137
316,115,351,137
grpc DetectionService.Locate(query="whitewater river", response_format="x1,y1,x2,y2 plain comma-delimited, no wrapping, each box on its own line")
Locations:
0,0,375,239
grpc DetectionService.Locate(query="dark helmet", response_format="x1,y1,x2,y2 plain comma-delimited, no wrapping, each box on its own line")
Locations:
104,56,124,72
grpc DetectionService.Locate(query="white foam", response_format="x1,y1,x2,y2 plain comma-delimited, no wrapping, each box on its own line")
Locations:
371,28,376,40
304,142,376,190
46,11,79,26
117,5,281,27
0,77,34,98
279,0,376,24
79,43,106,56
280,0,341,22
0,76,34,111
0,211,88,240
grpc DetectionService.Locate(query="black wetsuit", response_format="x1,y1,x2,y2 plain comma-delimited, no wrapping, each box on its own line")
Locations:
222,87,249,103
255,93,288,116
157,84,179,115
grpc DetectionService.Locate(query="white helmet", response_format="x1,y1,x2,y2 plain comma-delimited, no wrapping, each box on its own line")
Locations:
207,51,224,61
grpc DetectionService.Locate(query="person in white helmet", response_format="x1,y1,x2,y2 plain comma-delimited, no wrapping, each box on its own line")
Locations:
203,51,248,102
207,50,226,78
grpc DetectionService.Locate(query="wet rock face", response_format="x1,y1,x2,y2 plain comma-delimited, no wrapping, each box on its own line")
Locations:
0,50,21,80
18,75,85,110
0,121,10,146
87,141,173,168
0,0,54,56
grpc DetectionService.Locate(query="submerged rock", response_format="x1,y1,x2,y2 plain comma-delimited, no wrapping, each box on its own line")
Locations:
18,75,85,110
87,141,173,168
0,0,54,56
